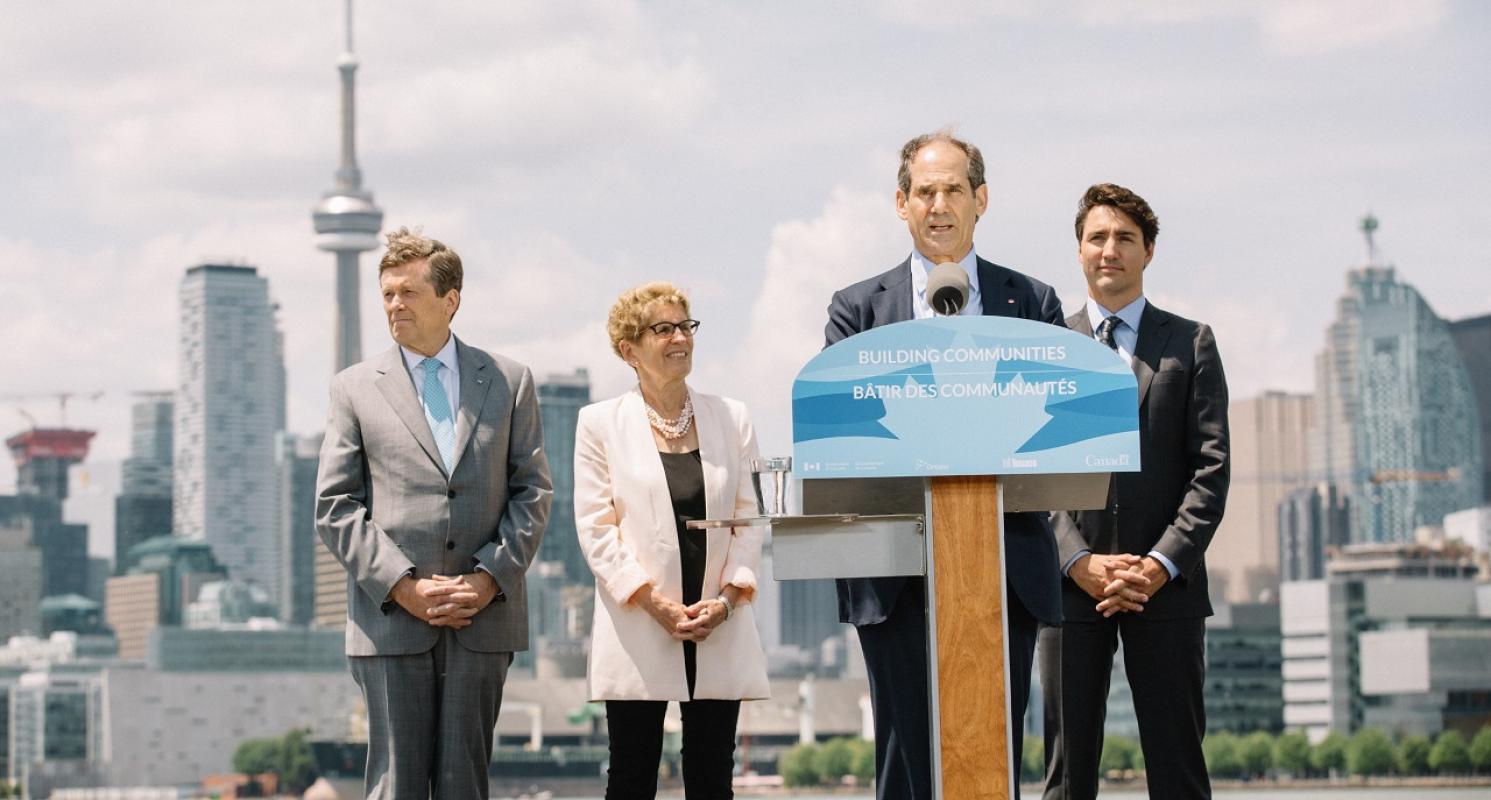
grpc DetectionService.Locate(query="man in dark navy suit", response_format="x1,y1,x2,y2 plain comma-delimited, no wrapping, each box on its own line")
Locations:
1040,183,1229,800
824,130,1065,800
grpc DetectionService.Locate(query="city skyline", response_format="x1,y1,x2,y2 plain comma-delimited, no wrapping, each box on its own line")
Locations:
3,1,1489,505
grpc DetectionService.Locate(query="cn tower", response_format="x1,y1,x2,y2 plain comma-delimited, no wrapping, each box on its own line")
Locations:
312,0,383,372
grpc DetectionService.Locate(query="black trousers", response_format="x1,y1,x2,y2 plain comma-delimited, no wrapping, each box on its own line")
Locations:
1040,615,1209,800
604,696,740,799
855,580,1039,800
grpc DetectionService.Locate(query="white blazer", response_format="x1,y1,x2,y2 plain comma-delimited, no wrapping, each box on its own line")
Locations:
574,387,770,701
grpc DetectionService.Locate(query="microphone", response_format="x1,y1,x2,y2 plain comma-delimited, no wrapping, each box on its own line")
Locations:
926,262,970,316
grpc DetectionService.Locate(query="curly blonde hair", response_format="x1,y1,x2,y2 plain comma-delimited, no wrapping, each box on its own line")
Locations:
607,282,691,359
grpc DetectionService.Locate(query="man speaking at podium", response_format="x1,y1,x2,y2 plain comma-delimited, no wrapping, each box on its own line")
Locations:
824,130,1065,799
1041,184,1229,800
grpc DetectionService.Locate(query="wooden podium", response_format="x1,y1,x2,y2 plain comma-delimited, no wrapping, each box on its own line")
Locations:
694,316,1140,799
770,471,1109,798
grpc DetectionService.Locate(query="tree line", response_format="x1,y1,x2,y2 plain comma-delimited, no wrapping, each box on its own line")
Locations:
231,728,319,793
780,725,1491,787
1020,725,1491,783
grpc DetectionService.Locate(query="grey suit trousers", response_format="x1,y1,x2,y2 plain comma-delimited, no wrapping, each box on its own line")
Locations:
350,631,513,799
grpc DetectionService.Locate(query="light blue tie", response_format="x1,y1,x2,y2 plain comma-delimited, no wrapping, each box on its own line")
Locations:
419,357,456,473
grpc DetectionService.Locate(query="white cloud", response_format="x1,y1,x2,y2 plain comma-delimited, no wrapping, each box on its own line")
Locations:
449,228,640,402
876,0,1449,54
1,0,713,229
1257,0,1448,55
368,42,712,160
1146,291,1314,403
699,188,906,454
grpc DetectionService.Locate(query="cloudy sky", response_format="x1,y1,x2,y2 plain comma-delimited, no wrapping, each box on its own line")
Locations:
3,1,1488,528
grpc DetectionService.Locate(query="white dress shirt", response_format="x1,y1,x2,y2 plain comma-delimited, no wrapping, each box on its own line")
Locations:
401,333,460,422
1065,295,1180,581
910,249,982,319
1084,295,1145,364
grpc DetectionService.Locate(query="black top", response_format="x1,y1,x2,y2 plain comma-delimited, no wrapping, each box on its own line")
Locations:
659,449,706,698
659,450,706,605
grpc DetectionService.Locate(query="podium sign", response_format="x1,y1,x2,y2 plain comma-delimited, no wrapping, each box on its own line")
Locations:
792,316,1140,478
786,316,1140,799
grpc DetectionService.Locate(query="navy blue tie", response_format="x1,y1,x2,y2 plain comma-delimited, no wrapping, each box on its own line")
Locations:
1096,316,1120,351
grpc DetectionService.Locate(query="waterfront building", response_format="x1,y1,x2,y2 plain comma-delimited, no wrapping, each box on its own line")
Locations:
1360,625,1491,737
115,393,173,574
0,513,43,641
184,579,276,628
276,433,321,625
1212,391,1313,603
147,626,344,673
103,537,227,659
4,431,92,599
1204,602,1284,733
175,264,286,606
39,596,106,637
102,665,360,787
1280,539,1485,741
1448,313,1491,504
536,369,592,584
1309,217,1483,544
1278,482,1351,583
5,665,102,785
778,578,842,675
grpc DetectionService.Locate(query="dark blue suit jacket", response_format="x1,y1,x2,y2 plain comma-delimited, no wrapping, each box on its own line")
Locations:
1054,303,1229,622
823,256,1066,627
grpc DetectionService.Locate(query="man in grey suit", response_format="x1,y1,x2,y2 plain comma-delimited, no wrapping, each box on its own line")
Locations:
317,227,552,798
1041,184,1229,800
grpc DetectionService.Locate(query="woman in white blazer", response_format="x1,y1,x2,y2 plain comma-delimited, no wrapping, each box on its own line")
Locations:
575,281,769,799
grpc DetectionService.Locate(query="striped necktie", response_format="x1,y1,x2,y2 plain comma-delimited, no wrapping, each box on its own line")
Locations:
1096,316,1120,351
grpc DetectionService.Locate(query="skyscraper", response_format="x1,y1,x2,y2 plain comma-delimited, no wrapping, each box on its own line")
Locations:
536,369,591,583
1309,216,1483,543
311,0,383,373
1209,391,1313,603
1278,483,1350,583
6,429,94,504
1448,313,1491,504
4,429,92,598
277,432,322,625
116,392,173,573
0,511,42,640
174,264,286,607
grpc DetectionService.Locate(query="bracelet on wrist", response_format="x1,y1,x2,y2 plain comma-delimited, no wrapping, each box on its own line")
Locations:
715,594,733,621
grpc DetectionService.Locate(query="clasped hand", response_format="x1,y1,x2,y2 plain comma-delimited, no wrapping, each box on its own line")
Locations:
629,584,728,642
1071,553,1170,618
391,572,500,630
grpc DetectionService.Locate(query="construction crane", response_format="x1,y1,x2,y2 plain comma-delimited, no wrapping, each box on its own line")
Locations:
1369,468,1463,484
1,391,105,429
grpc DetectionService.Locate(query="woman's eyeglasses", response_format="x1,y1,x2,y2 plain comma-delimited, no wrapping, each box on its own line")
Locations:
646,319,701,338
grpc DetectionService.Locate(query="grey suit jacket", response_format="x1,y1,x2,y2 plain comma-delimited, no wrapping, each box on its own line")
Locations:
1054,303,1229,621
316,338,553,656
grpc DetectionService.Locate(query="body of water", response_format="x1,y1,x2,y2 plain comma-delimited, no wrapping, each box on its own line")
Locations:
334,777,1489,799
536,789,1488,799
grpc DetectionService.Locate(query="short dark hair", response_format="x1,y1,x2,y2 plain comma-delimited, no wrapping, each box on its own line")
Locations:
1075,183,1159,247
898,129,985,195
379,226,463,297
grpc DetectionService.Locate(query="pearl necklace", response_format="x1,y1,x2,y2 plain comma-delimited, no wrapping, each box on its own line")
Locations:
644,392,694,439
